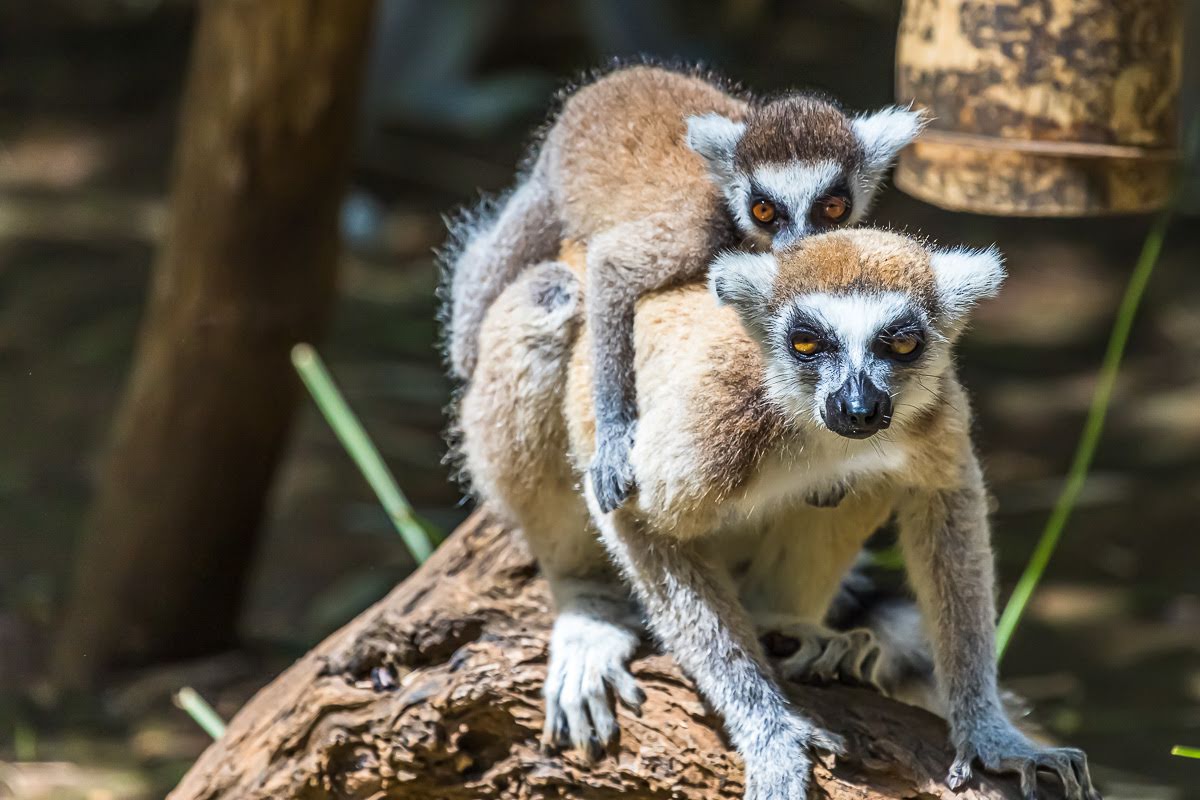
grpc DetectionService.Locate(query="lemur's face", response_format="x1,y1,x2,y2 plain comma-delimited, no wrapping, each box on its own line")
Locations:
708,230,1005,439
687,98,925,251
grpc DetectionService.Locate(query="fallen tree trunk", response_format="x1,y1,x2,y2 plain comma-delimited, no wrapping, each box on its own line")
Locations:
170,511,1021,800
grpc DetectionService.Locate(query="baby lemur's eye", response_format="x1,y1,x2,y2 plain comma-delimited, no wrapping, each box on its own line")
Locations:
790,331,824,358
751,199,777,225
814,195,850,225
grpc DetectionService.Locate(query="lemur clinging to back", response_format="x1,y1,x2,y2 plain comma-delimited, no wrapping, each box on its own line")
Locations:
457,229,1098,800
445,64,923,512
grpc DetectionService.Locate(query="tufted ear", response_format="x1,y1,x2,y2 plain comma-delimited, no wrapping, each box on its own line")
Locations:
686,113,746,181
708,250,779,337
852,106,926,176
930,245,1006,323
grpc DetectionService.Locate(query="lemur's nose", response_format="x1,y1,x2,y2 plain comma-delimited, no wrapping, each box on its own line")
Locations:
841,396,882,428
824,374,892,439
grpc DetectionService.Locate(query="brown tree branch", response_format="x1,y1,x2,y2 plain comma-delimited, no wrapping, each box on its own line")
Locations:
169,512,1021,799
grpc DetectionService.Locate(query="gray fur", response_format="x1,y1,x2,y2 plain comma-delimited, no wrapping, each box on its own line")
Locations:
445,153,561,381
898,472,1097,800
585,212,717,512
585,488,846,800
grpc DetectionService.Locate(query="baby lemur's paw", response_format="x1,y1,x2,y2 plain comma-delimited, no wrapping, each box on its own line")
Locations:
541,614,645,761
743,717,844,800
760,620,886,692
950,722,1099,800
590,423,638,514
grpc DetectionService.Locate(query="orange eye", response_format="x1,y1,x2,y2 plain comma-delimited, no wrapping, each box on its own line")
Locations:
791,332,822,356
817,195,849,223
751,199,777,224
890,337,918,355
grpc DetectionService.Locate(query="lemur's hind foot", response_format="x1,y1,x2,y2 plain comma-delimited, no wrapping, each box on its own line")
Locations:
540,610,645,761
759,619,887,690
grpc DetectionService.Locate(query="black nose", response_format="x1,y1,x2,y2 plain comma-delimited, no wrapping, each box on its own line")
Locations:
824,375,892,439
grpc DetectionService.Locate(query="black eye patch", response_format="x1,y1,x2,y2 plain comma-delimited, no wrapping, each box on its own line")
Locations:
873,318,927,362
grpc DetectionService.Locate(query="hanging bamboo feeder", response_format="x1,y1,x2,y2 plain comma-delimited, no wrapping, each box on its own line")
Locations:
894,0,1184,216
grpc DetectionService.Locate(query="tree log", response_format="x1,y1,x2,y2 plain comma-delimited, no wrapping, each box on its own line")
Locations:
54,0,377,685
170,511,1022,800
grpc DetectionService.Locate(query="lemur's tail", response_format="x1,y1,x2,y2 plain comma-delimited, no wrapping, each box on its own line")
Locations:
440,152,562,382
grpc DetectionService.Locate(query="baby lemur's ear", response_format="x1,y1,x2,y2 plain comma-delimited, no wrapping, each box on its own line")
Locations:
852,106,927,176
686,113,747,181
930,246,1006,323
708,251,779,336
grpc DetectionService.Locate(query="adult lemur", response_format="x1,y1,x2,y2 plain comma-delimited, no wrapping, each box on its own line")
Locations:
457,230,1098,800
445,64,923,512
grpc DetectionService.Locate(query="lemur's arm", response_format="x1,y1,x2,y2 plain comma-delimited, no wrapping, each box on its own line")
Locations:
585,212,717,512
585,489,843,800
897,457,1098,800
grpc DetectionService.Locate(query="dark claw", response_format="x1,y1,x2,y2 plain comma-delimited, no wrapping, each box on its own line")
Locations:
587,734,605,763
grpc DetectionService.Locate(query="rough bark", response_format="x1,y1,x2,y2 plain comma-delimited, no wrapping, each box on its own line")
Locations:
54,0,377,686
170,512,1022,800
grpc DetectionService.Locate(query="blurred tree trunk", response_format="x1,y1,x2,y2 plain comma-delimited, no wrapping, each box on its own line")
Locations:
54,0,377,687
168,512,1021,800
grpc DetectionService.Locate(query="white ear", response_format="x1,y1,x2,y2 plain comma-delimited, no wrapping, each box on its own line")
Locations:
708,251,778,334
852,106,925,175
930,246,1006,322
686,113,746,181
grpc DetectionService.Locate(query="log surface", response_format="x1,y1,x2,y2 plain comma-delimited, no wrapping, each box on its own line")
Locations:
170,512,1021,800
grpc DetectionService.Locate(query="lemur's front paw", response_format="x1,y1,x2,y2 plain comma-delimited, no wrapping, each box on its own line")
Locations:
541,614,645,762
590,423,638,514
760,621,886,692
743,718,845,800
950,724,1099,800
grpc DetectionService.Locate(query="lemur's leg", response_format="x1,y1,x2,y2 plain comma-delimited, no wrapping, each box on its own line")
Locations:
744,504,940,711
520,493,644,759
897,461,1098,800
585,213,713,512
539,571,645,760
456,261,644,761
446,153,561,382
586,491,844,800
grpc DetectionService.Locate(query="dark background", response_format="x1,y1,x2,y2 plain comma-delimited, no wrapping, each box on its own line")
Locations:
0,1,1197,797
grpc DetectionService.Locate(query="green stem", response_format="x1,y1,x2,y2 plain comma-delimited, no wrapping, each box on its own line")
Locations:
291,344,435,564
1171,745,1200,760
174,687,227,740
996,114,1198,662
995,210,1170,661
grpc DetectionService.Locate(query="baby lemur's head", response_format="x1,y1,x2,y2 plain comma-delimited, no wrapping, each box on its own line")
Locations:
686,96,924,250
709,229,1004,439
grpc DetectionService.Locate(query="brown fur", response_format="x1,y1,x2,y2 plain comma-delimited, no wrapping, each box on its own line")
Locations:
547,66,747,240
735,95,861,172
770,228,940,315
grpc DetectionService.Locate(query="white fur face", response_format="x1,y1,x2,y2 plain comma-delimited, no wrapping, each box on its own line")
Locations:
708,242,1004,438
761,291,946,436
686,105,925,251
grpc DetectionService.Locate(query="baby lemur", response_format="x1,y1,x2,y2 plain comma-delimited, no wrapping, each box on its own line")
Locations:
457,230,1097,800
445,64,923,512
